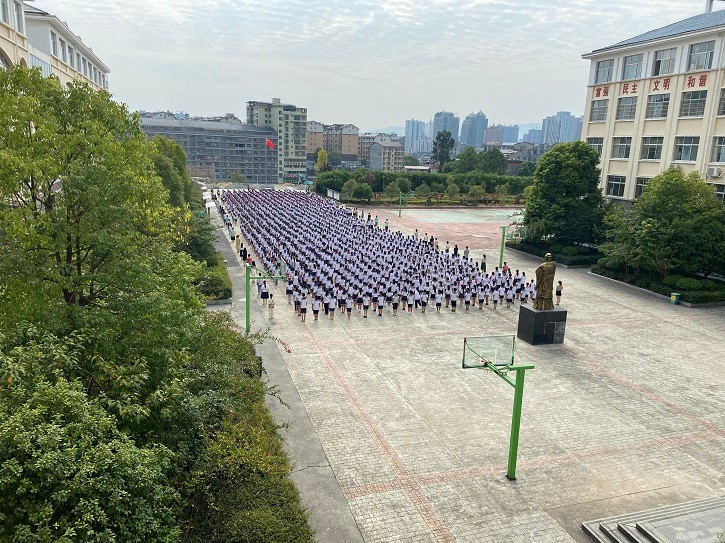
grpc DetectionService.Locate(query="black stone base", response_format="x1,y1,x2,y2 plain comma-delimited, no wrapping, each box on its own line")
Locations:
516,305,567,345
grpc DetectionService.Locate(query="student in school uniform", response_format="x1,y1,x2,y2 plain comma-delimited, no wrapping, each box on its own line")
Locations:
299,293,308,322
420,291,428,313
377,293,385,316
392,292,400,315
362,293,370,318
324,292,330,315
451,290,458,312
506,288,514,308
286,281,294,305
312,297,321,321
261,281,270,306
435,291,443,312
268,294,275,319
328,294,336,320
492,288,500,309
464,288,472,311
346,296,353,318
445,286,451,308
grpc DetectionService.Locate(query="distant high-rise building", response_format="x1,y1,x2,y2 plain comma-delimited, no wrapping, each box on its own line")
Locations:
503,125,520,143
432,111,460,140
358,133,392,163
459,111,489,148
523,128,543,144
484,124,519,146
247,98,307,183
139,112,278,183
541,111,583,145
405,119,425,154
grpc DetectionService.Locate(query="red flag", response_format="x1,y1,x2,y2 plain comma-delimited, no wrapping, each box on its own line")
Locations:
265,138,275,149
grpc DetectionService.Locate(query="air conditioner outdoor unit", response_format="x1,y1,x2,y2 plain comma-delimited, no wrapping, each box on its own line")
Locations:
707,167,722,178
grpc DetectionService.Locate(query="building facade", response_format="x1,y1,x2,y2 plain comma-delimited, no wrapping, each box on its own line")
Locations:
369,141,404,172
306,120,324,163
432,111,460,140
358,133,392,163
522,127,544,144
0,2,109,90
581,6,725,201
404,119,425,154
541,111,583,145
459,111,489,148
247,98,307,183
324,123,359,163
140,112,278,183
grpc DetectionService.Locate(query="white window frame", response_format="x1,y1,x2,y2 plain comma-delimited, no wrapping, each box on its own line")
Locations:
595,59,614,84
616,96,637,120
59,39,67,63
711,136,725,163
635,177,650,198
0,1,9,25
645,93,670,118
673,136,700,162
13,0,21,33
688,41,715,71
611,137,632,159
50,31,58,57
680,90,708,117
622,54,643,80
640,137,664,160
586,137,604,157
606,175,626,197
68,46,75,69
590,99,608,122
653,48,676,76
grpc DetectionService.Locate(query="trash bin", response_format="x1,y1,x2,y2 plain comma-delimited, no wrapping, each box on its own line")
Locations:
670,293,681,305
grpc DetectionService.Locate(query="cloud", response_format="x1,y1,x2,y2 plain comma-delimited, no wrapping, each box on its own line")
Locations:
33,0,716,127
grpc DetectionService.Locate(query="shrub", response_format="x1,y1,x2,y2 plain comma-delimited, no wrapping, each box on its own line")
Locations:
675,277,702,291
662,275,685,287
681,291,725,303
559,246,580,256
197,252,233,300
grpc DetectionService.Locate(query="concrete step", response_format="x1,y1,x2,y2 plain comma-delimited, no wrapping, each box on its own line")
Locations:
582,495,725,543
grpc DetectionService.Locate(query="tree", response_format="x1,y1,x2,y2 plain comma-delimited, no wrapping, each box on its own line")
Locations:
452,147,479,173
229,172,249,184
415,184,432,197
353,183,373,201
328,150,342,168
468,185,485,200
524,141,605,245
396,177,411,194
341,179,358,200
517,161,536,176
479,148,508,174
432,130,455,172
314,149,331,174
447,182,460,199
600,168,725,277
403,154,420,166
384,180,400,198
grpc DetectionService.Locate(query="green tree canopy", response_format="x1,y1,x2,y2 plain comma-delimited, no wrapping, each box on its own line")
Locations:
479,148,508,174
432,130,455,172
524,140,605,245
600,168,725,277
314,149,330,174
468,185,485,199
327,150,342,167
447,182,460,198
384,180,400,197
517,161,536,176
396,177,411,194
353,183,373,201
451,147,479,173
415,184,432,197
403,154,420,166
341,179,358,199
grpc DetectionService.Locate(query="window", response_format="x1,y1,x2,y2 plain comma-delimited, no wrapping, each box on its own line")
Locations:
92,66,97,83
76,53,81,70
712,183,725,200
50,31,58,57
0,1,8,24
711,137,725,163
590,99,608,121
718,89,725,115
68,46,74,68
13,0,20,32
596,59,614,83
587,137,604,156
653,48,676,76
616,97,637,120
688,41,715,71
673,136,700,161
611,137,632,159
622,54,643,80
640,137,664,160
646,94,670,118
635,177,650,198
606,175,626,197
680,90,708,117
59,39,67,63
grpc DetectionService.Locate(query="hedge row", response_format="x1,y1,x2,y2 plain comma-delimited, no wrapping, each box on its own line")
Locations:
197,251,233,300
506,240,601,267
591,264,725,304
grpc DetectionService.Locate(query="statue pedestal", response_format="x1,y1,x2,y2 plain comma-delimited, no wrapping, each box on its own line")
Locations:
516,305,567,345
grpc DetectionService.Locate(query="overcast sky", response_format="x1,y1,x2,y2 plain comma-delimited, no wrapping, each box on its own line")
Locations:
37,0,723,131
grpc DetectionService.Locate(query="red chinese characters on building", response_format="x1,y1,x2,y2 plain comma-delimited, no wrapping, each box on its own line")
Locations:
594,86,610,98
663,78,670,90
687,76,696,88
621,83,629,94
699,73,708,87
620,82,640,95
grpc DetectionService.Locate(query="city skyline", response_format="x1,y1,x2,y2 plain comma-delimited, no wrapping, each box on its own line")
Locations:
32,1,725,130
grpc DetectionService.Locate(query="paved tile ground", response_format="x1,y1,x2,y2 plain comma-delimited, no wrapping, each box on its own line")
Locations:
225,204,725,543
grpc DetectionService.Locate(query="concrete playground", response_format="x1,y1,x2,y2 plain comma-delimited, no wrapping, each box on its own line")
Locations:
216,205,725,543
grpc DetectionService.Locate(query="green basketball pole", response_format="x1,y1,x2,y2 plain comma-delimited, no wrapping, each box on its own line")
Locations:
499,226,507,268
244,260,286,335
399,191,402,217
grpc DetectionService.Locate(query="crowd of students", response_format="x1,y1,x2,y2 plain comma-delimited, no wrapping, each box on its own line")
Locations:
217,189,537,322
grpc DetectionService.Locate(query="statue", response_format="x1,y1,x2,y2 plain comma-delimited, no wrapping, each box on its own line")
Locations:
534,253,556,310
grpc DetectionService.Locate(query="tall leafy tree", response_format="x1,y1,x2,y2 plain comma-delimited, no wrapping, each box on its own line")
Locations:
524,140,604,245
517,161,536,176
327,150,342,167
432,130,455,171
314,148,331,174
451,147,479,173
600,168,725,277
479,148,508,174
403,154,420,166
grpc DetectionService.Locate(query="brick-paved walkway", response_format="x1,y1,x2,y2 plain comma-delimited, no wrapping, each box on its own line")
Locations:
228,204,725,543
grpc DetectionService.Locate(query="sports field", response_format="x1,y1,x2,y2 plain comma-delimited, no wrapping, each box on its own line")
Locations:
220,205,725,543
